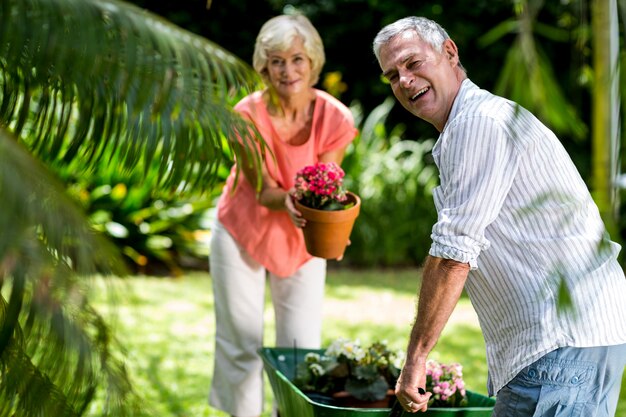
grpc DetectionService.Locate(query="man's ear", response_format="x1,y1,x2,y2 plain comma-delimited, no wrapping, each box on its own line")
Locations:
442,39,459,65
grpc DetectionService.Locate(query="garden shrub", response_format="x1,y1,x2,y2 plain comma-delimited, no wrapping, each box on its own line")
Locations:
59,151,224,275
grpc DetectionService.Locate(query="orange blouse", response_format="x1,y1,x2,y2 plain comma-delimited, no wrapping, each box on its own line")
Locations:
216,89,358,277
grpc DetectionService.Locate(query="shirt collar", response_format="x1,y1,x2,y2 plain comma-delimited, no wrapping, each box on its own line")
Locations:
441,78,477,133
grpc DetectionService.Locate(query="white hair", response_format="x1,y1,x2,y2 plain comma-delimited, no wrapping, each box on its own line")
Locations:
373,16,466,72
253,14,325,86
372,16,450,61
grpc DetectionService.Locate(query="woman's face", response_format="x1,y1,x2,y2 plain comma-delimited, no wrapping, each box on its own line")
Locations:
265,37,312,98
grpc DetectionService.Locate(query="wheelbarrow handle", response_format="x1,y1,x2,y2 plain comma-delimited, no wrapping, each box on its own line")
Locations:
388,398,404,417
389,387,425,417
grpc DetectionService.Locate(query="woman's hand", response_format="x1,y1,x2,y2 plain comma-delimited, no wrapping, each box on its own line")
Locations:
285,193,306,228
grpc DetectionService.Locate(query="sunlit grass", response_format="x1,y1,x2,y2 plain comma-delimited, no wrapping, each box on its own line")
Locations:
87,269,626,417
88,272,218,417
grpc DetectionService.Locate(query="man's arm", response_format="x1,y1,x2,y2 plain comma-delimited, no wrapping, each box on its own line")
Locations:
396,255,470,412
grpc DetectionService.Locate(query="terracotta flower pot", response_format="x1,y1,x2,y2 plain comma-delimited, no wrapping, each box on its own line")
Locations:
295,191,361,259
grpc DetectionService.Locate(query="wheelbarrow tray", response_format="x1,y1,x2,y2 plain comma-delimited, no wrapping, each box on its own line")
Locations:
259,347,495,417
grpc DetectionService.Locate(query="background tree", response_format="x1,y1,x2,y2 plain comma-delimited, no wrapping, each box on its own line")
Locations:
591,0,621,237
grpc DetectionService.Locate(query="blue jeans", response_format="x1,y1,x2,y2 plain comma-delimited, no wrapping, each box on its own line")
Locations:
493,344,626,417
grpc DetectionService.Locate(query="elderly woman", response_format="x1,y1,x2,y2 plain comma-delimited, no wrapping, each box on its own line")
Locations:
208,14,357,417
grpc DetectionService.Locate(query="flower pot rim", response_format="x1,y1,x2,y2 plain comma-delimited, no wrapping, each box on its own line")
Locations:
295,191,361,223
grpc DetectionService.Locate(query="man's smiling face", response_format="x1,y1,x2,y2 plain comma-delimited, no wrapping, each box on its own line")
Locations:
378,31,463,132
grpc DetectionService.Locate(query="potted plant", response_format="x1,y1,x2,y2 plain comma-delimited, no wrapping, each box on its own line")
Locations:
425,359,468,408
291,162,361,259
294,338,401,408
293,338,471,409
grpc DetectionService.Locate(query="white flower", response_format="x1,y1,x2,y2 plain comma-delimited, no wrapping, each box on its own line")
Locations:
304,352,321,363
310,363,325,376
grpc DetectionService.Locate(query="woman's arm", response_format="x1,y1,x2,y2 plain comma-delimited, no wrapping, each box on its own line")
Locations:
319,144,348,165
237,142,350,227
232,140,304,228
234,143,287,209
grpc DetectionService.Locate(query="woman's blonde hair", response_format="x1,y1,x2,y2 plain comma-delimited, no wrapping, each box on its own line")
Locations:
253,14,325,86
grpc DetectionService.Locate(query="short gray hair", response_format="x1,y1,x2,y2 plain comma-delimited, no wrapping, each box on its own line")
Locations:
253,14,325,86
372,16,451,62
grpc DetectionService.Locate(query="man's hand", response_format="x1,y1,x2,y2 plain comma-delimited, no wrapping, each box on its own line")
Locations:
396,256,469,412
395,362,431,413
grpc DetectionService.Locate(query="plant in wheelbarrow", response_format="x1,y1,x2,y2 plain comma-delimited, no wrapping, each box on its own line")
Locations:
424,359,468,408
291,162,361,259
294,338,401,408
294,338,471,409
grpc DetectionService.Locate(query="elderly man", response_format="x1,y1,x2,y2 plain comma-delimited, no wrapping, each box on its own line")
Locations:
373,16,626,417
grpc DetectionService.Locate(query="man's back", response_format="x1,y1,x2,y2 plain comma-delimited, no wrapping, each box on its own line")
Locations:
430,79,626,395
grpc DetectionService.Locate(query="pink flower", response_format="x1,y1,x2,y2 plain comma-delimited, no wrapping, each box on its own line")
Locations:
291,162,348,210
425,359,468,408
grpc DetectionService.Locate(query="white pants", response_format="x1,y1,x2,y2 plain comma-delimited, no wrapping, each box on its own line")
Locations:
208,220,326,417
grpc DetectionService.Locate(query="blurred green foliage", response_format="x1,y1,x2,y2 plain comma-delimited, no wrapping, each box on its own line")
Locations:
58,151,226,275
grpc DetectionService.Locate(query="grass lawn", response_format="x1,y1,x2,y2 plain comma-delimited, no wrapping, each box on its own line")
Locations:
87,268,626,417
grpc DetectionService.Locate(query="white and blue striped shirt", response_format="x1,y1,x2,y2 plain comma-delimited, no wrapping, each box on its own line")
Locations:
429,79,626,395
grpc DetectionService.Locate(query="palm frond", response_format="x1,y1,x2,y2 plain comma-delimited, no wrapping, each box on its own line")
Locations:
494,40,588,140
0,1,270,414
479,0,587,141
0,128,142,416
0,129,125,277
0,0,264,193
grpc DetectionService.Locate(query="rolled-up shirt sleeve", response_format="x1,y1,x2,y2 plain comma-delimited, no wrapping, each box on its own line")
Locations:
429,115,522,269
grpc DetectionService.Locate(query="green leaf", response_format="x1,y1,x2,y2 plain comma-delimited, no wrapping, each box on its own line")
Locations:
321,201,346,211
0,0,266,195
345,375,389,401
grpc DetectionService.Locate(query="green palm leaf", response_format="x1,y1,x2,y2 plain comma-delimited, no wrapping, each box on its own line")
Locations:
0,0,264,192
0,0,269,414
0,128,142,416
478,1,587,141
494,40,587,140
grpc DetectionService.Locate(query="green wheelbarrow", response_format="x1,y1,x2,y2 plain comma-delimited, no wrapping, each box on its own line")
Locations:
259,347,496,417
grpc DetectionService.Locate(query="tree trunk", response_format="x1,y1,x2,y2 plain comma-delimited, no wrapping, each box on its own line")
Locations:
591,0,620,237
